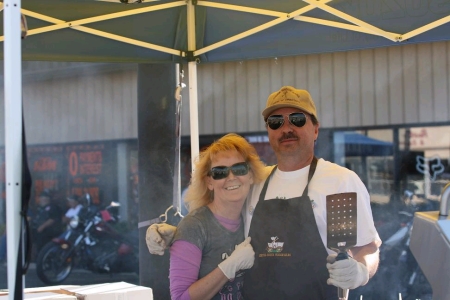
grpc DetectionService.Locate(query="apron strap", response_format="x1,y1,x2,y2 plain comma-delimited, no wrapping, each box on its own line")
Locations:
259,165,278,202
302,156,318,197
259,156,318,202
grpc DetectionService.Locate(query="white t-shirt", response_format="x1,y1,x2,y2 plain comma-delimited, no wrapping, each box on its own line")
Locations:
65,204,83,219
243,158,381,254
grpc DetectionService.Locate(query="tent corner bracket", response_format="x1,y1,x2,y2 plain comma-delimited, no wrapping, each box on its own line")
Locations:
186,51,200,64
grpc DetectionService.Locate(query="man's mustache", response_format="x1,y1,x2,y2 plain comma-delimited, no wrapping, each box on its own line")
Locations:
279,132,298,142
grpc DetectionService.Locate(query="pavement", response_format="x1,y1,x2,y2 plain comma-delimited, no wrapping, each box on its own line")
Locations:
0,262,139,290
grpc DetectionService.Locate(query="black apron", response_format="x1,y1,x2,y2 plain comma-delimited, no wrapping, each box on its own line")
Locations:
243,157,337,299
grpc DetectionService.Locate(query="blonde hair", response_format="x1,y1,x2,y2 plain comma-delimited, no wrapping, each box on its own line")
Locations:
184,133,266,212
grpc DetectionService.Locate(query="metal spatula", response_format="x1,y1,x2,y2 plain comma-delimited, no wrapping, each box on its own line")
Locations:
326,192,358,300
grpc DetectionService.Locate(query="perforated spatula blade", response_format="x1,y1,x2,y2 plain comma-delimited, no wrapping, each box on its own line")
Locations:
326,192,358,300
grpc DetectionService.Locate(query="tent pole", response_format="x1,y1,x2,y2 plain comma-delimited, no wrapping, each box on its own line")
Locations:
187,1,199,170
188,61,199,168
4,0,24,299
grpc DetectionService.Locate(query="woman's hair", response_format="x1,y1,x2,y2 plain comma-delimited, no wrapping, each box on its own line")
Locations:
184,133,266,212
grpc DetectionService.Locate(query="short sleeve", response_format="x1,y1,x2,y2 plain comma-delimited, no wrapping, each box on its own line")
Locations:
173,215,207,250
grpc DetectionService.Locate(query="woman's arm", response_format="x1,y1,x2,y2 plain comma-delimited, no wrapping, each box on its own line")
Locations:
170,240,229,300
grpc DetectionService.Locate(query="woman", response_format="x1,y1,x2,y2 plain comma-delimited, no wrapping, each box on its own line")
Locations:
169,133,267,300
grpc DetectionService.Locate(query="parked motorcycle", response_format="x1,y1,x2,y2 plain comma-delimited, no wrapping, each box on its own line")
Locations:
349,190,435,300
36,195,139,285
372,190,433,300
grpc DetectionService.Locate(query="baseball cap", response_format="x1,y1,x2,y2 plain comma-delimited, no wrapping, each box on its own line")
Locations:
262,86,318,121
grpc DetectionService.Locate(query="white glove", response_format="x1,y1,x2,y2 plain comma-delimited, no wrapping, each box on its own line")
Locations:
145,223,176,255
326,254,369,289
218,237,255,279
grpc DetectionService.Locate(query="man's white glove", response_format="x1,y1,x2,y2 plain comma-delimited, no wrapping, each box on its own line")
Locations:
218,237,255,279
145,223,177,255
326,254,369,289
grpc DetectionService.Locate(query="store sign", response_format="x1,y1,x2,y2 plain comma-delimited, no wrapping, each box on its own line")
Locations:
415,155,445,181
409,126,450,155
66,144,105,205
28,146,64,204
25,142,115,206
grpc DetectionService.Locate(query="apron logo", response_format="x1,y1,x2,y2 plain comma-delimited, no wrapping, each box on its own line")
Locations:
267,236,284,253
310,199,316,208
258,236,292,257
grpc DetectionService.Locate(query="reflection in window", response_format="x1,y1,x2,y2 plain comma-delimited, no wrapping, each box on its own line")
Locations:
333,130,393,205
335,126,450,299
400,126,450,206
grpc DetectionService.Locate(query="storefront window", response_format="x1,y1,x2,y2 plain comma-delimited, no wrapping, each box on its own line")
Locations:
334,130,394,201
335,126,449,299
399,126,450,207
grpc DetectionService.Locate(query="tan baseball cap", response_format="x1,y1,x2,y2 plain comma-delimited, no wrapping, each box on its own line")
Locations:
262,86,318,121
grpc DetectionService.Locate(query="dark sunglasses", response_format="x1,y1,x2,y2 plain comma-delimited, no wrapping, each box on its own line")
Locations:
208,162,249,180
266,112,307,130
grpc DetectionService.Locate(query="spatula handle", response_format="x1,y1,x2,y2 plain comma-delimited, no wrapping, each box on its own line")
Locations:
335,252,349,300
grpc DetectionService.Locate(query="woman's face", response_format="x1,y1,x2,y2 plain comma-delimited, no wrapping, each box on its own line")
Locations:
207,150,253,205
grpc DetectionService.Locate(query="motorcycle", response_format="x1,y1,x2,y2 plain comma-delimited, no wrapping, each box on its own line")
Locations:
36,195,139,285
371,190,433,300
350,190,436,300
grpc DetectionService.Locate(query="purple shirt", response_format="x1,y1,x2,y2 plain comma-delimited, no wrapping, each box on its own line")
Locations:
169,213,241,300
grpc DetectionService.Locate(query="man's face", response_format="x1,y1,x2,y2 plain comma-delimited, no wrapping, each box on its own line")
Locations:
38,196,50,207
67,199,78,208
266,107,319,159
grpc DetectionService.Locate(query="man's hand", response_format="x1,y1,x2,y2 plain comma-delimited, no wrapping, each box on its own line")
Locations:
37,219,55,233
326,253,369,289
218,237,255,279
145,223,176,255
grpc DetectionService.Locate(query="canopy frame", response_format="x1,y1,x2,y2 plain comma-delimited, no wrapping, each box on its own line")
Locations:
3,2,450,298
4,1,450,60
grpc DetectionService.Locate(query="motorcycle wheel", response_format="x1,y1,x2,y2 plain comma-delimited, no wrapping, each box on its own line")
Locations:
36,241,74,285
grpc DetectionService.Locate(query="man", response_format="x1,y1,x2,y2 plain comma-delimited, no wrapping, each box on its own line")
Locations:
62,194,83,225
30,189,63,254
147,86,381,299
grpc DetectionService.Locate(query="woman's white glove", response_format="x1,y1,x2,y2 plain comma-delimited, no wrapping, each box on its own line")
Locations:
326,254,369,289
218,237,255,279
145,223,177,255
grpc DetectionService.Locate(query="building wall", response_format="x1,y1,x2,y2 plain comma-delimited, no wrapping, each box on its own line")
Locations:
196,41,450,134
0,40,449,145
0,63,138,145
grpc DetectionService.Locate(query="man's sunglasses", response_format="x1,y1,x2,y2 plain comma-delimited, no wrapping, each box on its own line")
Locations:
266,112,307,130
208,162,249,180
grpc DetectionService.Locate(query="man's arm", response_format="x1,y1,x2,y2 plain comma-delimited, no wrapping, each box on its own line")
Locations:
327,241,380,289
350,240,380,278
37,219,55,232
146,223,177,255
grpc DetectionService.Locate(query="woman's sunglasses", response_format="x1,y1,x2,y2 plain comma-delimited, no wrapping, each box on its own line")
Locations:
266,112,307,130
208,162,249,180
